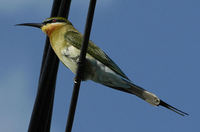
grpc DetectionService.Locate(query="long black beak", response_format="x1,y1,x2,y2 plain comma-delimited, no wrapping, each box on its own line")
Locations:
16,23,43,28
159,100,189,116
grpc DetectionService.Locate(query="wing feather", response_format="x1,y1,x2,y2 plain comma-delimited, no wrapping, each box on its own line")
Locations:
65,31,130,80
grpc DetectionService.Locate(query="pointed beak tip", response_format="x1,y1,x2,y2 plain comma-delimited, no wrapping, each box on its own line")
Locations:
15,23,24,26
15,23,43,28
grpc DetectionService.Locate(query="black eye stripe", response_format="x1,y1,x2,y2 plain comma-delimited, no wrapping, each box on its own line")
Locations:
56,19,66,22
43,19,66,25
42,20,51,24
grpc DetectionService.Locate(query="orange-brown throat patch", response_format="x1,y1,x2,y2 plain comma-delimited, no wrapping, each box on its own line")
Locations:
41,23,65,36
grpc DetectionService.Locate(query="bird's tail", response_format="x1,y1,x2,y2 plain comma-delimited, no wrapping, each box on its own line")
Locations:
159,99,189,116
127,83,189,116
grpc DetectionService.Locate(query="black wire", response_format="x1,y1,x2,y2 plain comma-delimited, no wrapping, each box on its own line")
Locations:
65,0,97,132
40,0,62,75
28,0,72,132
58,0,72,18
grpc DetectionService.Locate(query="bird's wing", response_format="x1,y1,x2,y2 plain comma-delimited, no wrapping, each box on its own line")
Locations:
65,30,130,80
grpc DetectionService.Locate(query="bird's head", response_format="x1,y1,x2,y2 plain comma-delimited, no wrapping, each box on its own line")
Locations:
16,17,72,36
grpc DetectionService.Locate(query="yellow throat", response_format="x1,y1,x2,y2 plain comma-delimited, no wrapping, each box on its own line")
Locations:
41,23,66,37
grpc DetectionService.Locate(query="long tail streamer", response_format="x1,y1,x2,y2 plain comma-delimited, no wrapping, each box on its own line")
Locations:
159,100,189,116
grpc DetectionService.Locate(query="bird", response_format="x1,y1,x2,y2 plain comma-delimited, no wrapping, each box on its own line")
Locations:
17,17,188,116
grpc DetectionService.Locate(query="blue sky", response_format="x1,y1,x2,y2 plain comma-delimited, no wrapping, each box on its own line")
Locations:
0,0,199,131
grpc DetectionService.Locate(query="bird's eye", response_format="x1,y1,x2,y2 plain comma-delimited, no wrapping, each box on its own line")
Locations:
52,19,57,23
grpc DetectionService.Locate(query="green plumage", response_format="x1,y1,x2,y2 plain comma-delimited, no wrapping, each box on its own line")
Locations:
65,30,130,80
17,17,189,116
